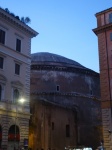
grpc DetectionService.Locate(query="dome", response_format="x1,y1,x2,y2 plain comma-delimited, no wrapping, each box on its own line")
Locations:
31,52,87,70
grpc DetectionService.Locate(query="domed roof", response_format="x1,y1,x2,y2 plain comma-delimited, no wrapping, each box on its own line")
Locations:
31,52,87,70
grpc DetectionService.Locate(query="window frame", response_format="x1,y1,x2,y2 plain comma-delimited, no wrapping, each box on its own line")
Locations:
0,29,5,45
15,63,20,75
16,38,21,52
11,81,23,103
56,85,60,92
0,85,2,101
0,56,4,69
52,122,54,130
109,13,112,23
0,83,5,101
110,32,112,41
66,124,70,137
13,88,20,103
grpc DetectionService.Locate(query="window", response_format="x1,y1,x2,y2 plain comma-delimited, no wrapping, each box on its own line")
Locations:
0,29,5,44
8,125,20,141
109,13,112,23
90,90,93,95
66,124,70,137
0,83,4,101
13,89,20,102
0,57,3,69
16,39,21,52
110,33,112,41
0,85,1,100
15,63,20,75
52,122,54,130
56,85,60,92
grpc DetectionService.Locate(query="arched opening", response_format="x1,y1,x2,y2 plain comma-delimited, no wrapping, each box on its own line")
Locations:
8,125,20,149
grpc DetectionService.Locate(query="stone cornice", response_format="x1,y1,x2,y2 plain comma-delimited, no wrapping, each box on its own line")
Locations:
95,7,112,17
0,8,38,37
31,64,99,77
93,23,112,35
31,91,100,101
32,98,79,110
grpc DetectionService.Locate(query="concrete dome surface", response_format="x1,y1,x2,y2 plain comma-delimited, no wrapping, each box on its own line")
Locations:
31,52,87,70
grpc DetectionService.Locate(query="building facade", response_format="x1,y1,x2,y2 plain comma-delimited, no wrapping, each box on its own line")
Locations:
29,52,102,150
93,7,112,150
0,8,37,149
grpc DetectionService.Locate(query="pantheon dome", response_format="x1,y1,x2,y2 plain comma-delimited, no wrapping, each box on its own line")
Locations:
29,52,102,150
31,52,94,71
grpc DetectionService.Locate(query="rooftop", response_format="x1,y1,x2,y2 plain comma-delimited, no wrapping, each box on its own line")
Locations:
0,7,38,37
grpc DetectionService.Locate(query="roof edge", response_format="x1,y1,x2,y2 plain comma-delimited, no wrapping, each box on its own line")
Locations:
95,7,112,17
0,7,38,37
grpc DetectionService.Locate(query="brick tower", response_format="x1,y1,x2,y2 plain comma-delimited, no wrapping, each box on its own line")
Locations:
93,8,112,149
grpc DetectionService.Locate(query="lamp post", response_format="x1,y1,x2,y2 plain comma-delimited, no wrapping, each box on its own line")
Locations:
14,97,25,150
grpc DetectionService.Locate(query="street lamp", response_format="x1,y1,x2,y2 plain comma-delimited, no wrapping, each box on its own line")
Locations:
19,98,25,104
14,97,25,150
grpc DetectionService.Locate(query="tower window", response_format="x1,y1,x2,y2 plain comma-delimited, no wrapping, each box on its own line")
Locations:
0,29,5,44
56,85,60,92
66,124,70,137
0,57,4,69
16,39,21,52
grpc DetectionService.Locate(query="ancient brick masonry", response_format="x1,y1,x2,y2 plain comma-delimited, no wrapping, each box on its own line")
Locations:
29,52,102,150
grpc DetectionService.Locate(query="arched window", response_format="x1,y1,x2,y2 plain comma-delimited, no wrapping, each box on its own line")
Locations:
8,125,20,141
13,89,19,103
0,85,2,101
